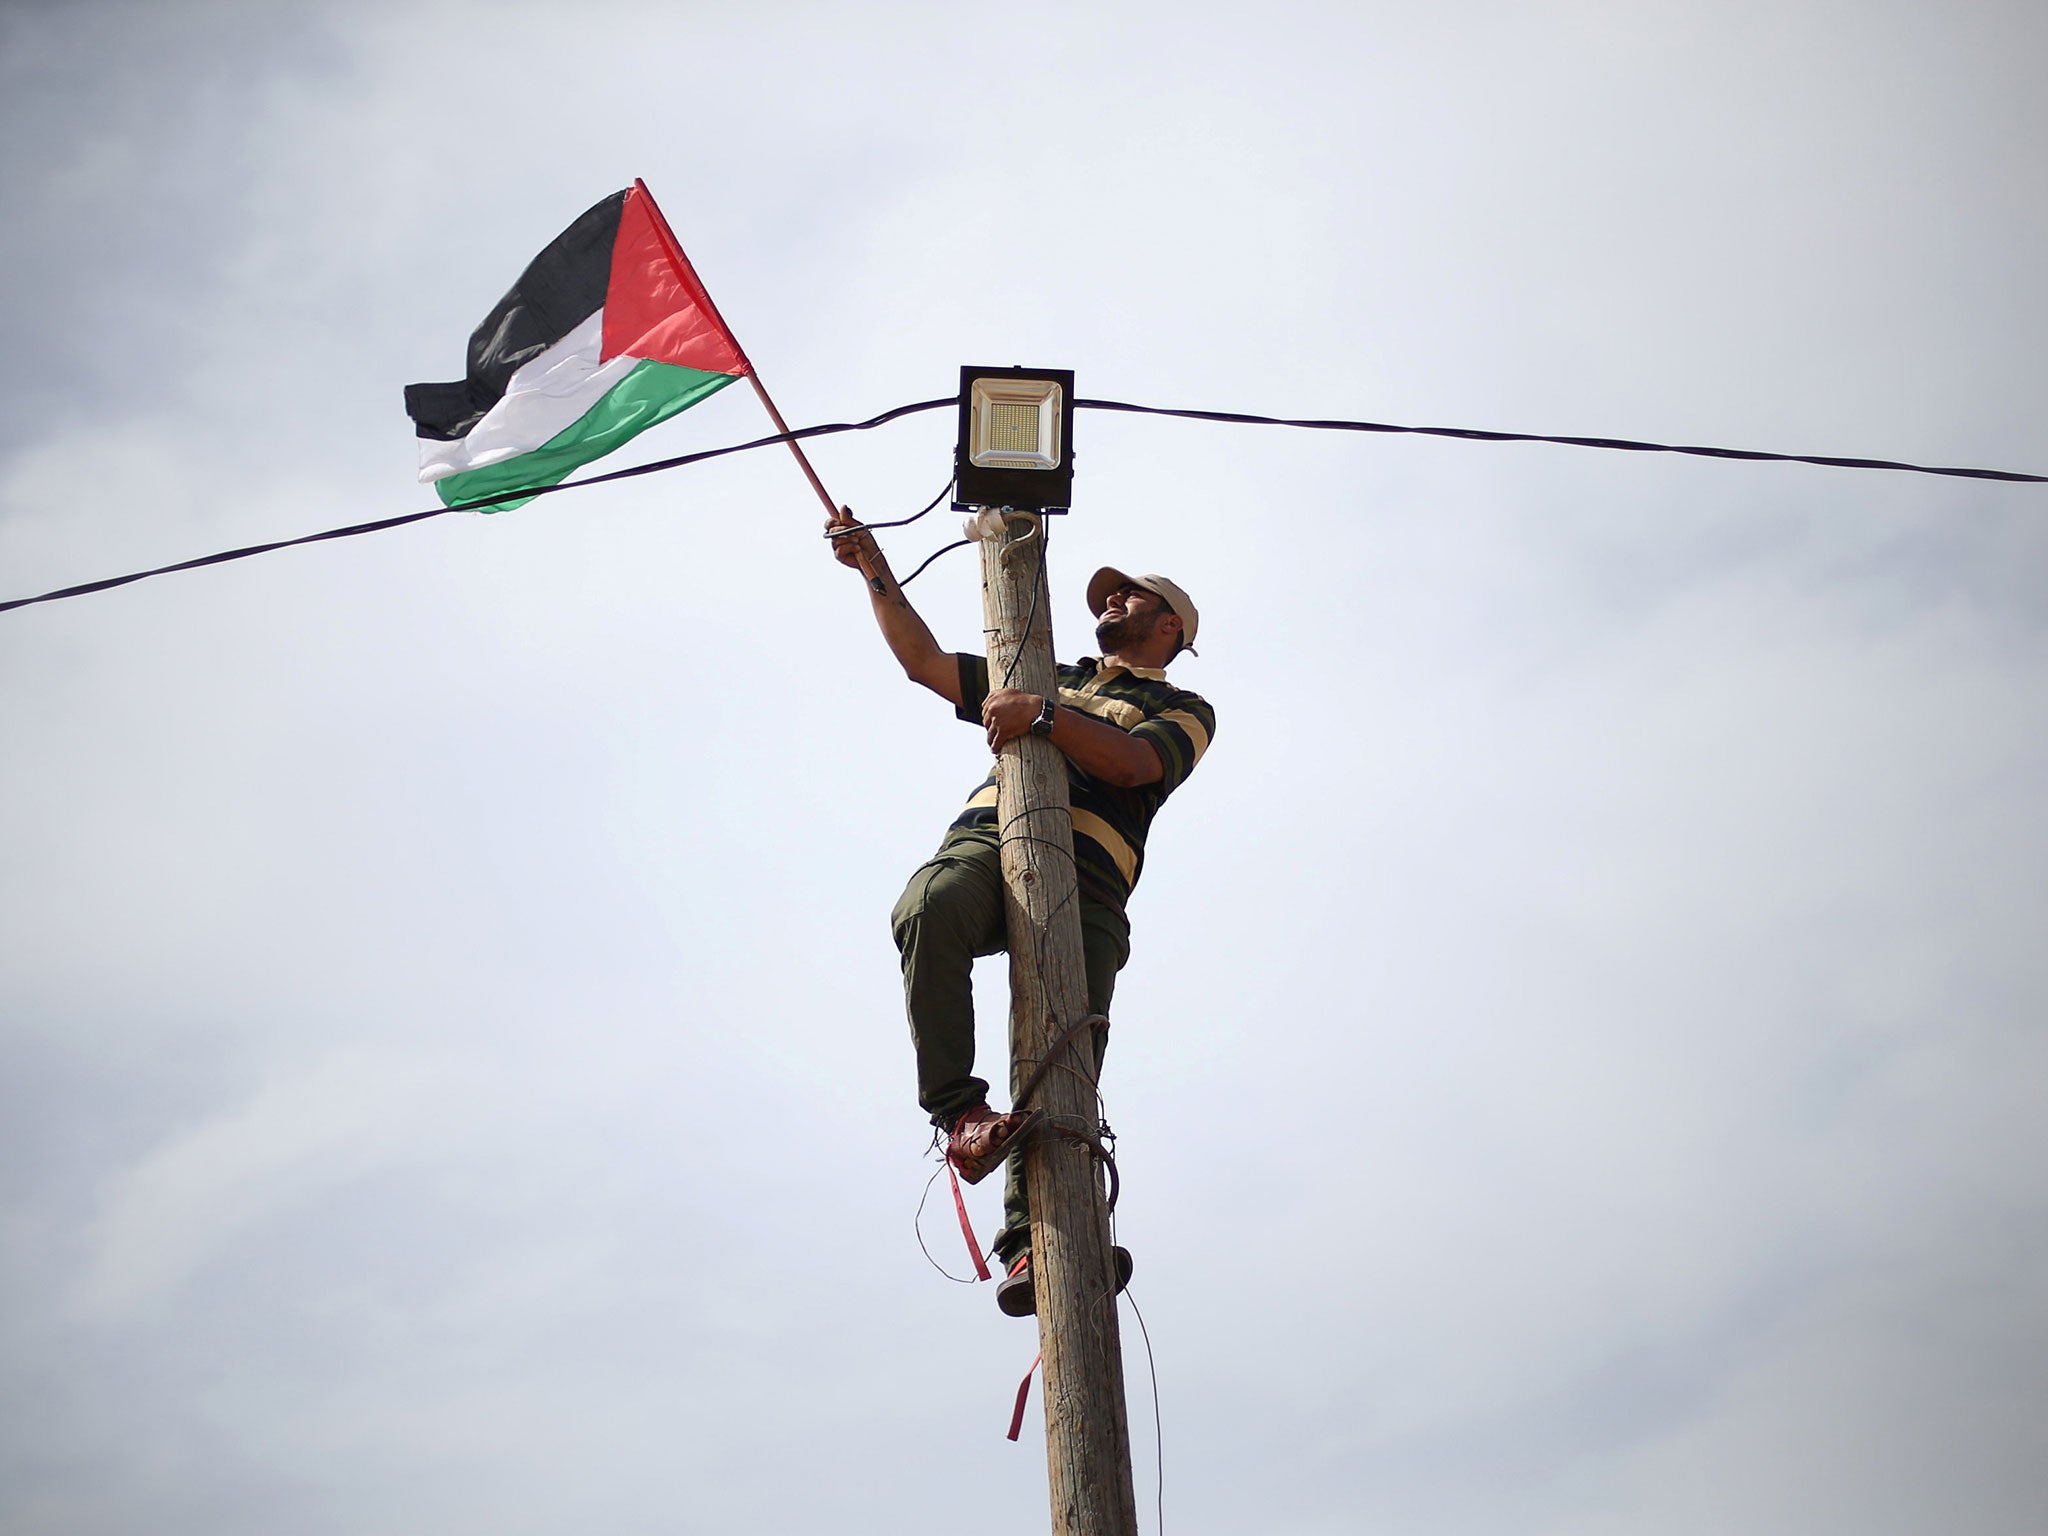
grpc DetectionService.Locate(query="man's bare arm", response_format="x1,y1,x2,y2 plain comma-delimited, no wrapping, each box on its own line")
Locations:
982,687,1165,787
828,508,962,705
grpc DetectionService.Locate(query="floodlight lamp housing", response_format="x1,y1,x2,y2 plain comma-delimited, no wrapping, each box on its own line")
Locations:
953,366,1076,512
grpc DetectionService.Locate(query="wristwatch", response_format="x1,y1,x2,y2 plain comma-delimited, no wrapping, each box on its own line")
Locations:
1029,697,1057,736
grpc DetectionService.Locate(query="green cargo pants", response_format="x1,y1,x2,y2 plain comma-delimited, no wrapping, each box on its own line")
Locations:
891,827,1130,1267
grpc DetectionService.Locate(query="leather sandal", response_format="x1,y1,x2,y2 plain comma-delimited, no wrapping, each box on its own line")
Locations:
945,1102,1040,1185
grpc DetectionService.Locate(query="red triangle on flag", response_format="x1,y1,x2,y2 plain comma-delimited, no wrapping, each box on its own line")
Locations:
601,184,751,377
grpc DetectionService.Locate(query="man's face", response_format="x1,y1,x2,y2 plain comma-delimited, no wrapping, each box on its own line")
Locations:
1094,582,1172,652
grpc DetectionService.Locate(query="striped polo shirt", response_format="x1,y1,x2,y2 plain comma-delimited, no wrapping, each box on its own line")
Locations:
949,653,1216,909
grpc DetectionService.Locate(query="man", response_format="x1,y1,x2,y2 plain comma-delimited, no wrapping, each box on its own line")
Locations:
829,506,1215,1316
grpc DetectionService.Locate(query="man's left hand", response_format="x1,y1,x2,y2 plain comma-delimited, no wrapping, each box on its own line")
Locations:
983,687,1045,751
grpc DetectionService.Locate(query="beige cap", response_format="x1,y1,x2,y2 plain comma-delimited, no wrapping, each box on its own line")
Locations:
1087,567,1200,655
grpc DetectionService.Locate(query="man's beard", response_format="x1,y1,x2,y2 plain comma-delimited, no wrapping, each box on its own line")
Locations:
1095,609,1158,652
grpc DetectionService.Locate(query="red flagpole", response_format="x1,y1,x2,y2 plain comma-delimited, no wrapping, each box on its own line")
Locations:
631,181,879,582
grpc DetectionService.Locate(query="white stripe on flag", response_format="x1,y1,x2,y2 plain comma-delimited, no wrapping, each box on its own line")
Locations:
417,310,638,483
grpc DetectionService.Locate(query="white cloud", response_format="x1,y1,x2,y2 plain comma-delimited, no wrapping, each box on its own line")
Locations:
77,1049,470,1318
3,1,2045,1532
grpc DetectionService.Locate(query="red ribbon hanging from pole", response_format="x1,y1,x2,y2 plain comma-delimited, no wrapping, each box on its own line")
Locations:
945,1158,994,1282
1007,1352,1042,1442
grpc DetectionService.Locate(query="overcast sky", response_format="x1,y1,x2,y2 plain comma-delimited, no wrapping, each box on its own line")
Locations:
2,2,2044,1533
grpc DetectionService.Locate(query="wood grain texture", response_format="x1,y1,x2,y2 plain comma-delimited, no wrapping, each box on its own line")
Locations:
979,517,1139,1536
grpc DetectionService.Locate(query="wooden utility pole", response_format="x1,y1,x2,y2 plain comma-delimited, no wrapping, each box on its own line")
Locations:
977,511,1140,1536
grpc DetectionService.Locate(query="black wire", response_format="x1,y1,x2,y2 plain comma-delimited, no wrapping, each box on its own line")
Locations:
895,539,972,588
827,475,961,594
0,505,456,614
1075,397,2048,484
11,390,2041,616
823,475,955,537
1123,1286,1166,1535
999,514,1051,691
0,397,955,615
912,1164,987,1285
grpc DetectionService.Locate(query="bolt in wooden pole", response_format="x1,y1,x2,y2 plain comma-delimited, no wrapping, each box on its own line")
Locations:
977,512,1139,1536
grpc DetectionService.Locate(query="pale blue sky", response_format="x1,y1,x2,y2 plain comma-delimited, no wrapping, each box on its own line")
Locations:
2,3,2044,1532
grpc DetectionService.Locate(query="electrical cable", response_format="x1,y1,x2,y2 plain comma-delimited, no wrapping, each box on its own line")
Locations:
912,1164,988,1285
823,475,963,588
999,512,1050,690
0,397,953,615
8,391,2042,616
823,474,954,537
1123,1286,1166,1535
894,539,973,588
1075,397,2048,484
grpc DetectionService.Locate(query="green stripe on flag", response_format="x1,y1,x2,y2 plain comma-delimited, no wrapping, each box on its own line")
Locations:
436,359,741,511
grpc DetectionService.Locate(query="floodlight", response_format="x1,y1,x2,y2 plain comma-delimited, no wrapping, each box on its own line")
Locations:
953,366,1076,512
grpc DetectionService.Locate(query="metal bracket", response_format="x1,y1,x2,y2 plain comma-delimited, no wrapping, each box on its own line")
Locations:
999,510,1042,567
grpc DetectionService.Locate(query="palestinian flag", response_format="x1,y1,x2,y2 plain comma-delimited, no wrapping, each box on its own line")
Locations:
405,180,750,510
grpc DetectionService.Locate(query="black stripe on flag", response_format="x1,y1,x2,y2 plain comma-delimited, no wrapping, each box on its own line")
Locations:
404,190,628,442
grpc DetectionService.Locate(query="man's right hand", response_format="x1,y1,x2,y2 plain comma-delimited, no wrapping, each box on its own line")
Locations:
827,506,882,575
831,503,961,705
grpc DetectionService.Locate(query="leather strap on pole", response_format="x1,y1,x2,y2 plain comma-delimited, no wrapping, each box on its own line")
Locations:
945,1158,994,1282
1007,1353,1042,1442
